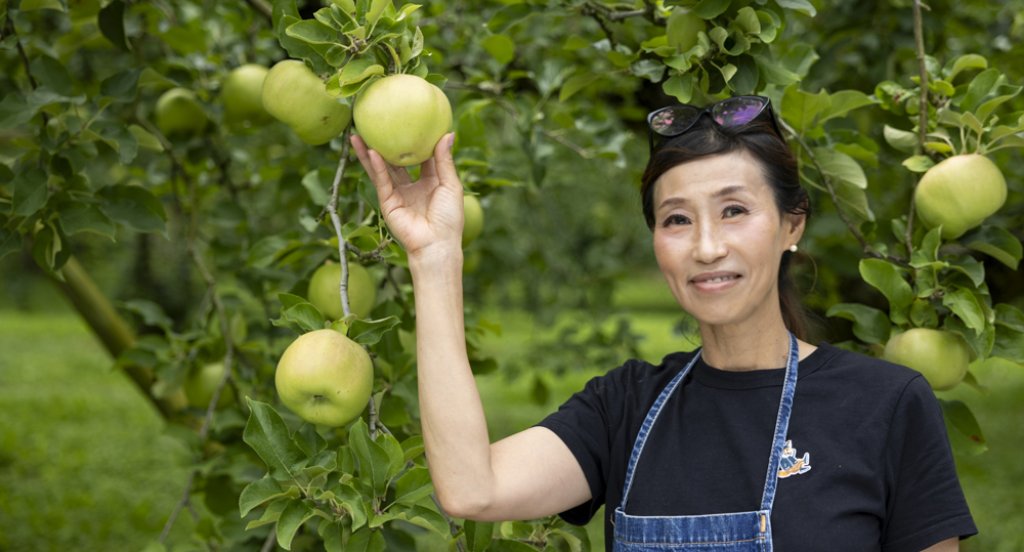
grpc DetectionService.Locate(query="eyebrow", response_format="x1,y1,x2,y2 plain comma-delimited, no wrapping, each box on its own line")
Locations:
656,184,749,211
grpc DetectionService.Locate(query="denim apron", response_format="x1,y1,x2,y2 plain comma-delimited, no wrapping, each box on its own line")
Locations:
612,333,799,552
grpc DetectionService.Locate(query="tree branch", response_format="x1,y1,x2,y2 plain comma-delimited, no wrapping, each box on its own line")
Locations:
328,128,355,319
784,121,910,267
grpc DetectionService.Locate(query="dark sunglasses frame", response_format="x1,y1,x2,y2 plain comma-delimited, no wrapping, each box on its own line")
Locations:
645,95,785,151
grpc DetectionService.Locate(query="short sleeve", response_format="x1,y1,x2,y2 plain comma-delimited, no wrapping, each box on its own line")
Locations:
535,371,617,525
881,375,978,551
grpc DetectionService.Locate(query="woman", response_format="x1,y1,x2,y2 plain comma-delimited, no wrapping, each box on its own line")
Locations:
351,95,976,551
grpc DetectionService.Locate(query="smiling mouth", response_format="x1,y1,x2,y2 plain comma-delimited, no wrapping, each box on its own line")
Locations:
692,274,741,284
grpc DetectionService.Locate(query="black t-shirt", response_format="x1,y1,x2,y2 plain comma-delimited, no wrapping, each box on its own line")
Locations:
537,343,977,551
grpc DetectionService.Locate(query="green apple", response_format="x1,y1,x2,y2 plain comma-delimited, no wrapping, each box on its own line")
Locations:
155,87,207,138
185,362,234,409
462,194,484,247
222,63,271,126
883,328,970,391
262,60,351,145
914,154,1007,239
307,261,377,320
275,329,373,427
353,74,453,166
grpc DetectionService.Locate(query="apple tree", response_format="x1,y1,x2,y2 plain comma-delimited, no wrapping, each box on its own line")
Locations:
2,0,1022,550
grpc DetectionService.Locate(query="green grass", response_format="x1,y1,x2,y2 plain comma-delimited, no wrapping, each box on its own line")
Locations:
1,303,1021,551
0,309,195,551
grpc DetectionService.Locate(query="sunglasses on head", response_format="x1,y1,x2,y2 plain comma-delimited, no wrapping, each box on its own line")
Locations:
645,95,784,151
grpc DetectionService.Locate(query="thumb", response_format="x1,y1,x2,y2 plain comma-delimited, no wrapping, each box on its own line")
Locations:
433,132,459,190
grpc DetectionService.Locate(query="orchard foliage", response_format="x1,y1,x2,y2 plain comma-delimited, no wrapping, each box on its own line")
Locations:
2,0,1023,550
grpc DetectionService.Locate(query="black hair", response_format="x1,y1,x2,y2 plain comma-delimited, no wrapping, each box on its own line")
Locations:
640,116,813,340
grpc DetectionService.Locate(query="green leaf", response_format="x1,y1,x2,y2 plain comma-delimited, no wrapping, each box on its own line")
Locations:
813,148,866,189
909,298,939,328
100,69,141,100
859,258,914,315
820,90,876,123
994,304,1024,332
393,466,433,505
947,54,988,82
239,475,287,517
734,7,760,34
276,499,317,550
964,226,1022,270
482,34,515,65
336,58,385,89
58,203,116,239
286,18,337,44
693,0,732,19
348,419,391,495
245,499,288,529
347,528,386,552
774,0,816,16
781,86,829,135
880,124,921,152
942,288,987,335
97,185,167,234
243,399,306,478
754,53,800,86
349,315,401,346
486,4,533,33
31,56,72,96
663,74,695,103
0,228,21,262
960,68,1000,113
13,168,49,217
559,72,601,103
940,399,987,454
98,0,130,51
826,303,891,345
901,155,934,173
465,520,494,552
976,85,1022,126
272,302,326,333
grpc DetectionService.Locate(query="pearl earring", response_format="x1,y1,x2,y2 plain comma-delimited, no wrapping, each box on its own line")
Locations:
788,244,798,253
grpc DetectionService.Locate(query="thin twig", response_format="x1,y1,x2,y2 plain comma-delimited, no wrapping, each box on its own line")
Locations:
431,494,467,552
159,471,197,541
327,128,354,319
260,528,277,552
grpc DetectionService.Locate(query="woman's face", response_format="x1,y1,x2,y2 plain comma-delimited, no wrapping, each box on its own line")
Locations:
651,150,804,332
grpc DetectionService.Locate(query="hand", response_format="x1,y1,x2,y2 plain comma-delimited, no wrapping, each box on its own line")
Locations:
350,133,463,260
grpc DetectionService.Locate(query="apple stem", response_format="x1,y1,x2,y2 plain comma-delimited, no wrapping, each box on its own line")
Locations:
328,127,355,319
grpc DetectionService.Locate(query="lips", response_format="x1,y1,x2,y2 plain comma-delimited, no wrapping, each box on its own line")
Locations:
690,271,742,290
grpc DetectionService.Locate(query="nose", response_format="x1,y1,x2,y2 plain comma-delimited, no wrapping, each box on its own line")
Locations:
692,220,727,264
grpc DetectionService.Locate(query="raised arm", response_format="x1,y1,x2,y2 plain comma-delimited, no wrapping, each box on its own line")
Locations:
351,135,591,521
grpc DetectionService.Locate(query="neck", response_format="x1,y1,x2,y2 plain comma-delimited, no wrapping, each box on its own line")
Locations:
698,318,792,371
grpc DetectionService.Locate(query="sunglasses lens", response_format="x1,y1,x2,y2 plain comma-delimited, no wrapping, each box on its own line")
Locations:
649,106,701,137
712,96,768,127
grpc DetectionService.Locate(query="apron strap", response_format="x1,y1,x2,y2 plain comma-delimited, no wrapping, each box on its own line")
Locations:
619,350,701,510
758,332,800,512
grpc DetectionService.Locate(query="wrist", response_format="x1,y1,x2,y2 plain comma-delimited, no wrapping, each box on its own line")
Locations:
408,244,464,274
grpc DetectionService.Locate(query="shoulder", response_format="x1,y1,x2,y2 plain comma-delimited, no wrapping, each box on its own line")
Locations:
805,342,924,388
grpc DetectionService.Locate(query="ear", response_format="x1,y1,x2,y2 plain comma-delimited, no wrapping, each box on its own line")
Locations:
783,211,806,246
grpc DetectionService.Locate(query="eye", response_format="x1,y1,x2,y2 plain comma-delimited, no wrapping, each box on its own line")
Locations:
723,205,748,218
661,213,691,227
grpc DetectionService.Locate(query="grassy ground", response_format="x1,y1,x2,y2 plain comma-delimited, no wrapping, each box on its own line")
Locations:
1,291,1021,550
0,309,196,551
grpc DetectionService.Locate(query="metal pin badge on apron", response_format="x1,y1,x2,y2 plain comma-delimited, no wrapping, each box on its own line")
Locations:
612,333,802,552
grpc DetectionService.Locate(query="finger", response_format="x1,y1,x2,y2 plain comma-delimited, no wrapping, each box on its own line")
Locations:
432,133,460,191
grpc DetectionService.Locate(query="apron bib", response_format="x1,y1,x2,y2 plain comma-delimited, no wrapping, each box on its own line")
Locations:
612,333,800,552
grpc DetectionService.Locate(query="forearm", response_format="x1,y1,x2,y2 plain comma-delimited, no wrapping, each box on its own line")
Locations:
409,248,494,516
